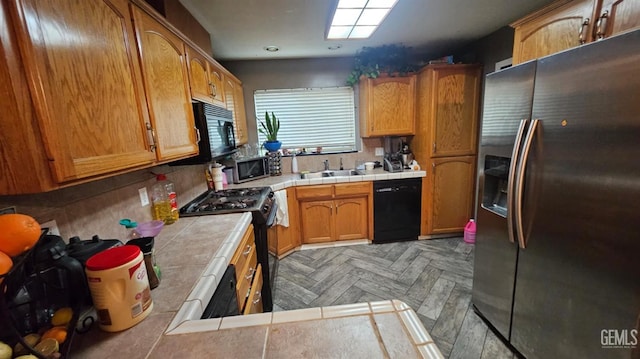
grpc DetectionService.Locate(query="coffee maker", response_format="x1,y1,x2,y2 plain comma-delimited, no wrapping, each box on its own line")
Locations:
383,137,404,172
400,143,414,169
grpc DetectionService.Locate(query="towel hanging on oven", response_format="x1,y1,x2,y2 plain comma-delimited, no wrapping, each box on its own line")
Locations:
273,190,289,227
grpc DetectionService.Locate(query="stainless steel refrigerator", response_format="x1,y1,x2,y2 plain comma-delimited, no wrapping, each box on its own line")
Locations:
472,29,640,359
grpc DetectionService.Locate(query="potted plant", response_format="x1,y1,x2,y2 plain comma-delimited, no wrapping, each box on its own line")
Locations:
346,44,418,86
259,111,281,152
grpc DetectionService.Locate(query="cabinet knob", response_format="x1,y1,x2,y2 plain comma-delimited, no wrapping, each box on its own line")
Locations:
243,245,251,256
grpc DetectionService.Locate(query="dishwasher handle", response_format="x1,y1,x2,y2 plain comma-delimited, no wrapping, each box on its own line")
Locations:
375,185,415,193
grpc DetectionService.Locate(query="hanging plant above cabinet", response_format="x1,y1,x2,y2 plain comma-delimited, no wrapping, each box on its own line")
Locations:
346,44,419,86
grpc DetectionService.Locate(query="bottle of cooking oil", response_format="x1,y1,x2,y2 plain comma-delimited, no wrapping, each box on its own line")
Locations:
151,174,178,224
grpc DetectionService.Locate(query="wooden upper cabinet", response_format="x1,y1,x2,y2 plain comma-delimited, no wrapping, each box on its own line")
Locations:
185,45,225,107
423,156,476,235
224,76,249,145
595,0,640,39
132,5,198,161
359,75,416,137
422,65,481,158
3,0,155,190
511,0,640,65
512,0,596,65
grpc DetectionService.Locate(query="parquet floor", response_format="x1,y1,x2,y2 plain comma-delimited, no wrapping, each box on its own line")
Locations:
272,237,515,359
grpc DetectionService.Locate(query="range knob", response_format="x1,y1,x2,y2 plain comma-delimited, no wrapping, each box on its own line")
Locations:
268,191,274,198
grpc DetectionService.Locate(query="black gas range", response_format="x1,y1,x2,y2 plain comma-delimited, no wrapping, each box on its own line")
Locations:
179,187,277,314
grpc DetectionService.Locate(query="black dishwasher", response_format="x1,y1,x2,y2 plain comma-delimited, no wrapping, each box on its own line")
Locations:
373,178,422,243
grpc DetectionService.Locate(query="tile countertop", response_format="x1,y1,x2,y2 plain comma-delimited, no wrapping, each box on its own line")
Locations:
70,177,441,359
226,167,427,192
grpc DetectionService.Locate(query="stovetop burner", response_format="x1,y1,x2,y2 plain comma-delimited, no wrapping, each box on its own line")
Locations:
180,186,275,222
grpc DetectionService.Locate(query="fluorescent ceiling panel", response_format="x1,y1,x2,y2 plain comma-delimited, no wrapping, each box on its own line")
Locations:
327,0,398,39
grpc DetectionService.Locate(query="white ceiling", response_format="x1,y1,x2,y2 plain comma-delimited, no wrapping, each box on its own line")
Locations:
178,0,555,61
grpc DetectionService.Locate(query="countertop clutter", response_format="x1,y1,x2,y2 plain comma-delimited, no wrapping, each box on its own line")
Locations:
69,192,441,358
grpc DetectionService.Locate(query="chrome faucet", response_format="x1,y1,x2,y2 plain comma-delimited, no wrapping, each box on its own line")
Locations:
323,159,330,171
340,157,344,170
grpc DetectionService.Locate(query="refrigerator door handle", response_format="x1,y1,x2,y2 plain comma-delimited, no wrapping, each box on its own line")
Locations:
515,119,539,249
507,119,529,243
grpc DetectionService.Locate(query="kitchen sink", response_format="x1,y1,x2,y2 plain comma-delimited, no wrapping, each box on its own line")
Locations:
300,169,363,179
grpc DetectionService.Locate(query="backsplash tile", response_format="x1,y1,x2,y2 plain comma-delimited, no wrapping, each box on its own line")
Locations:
0,165,208,241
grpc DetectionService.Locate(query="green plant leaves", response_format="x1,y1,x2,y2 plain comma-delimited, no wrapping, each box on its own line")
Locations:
259,111,280,141
346,44,418,86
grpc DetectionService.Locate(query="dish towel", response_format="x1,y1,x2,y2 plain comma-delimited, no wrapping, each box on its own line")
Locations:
274,189,289,227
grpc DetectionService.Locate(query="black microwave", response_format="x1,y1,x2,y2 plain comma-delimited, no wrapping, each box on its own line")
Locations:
171,102,236,165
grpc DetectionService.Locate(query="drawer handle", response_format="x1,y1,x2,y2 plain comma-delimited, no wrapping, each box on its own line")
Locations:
252,291,262,304
245,267,255,280
242,245,251,256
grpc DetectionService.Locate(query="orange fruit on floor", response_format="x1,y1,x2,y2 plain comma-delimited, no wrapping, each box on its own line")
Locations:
0,214,42,257
0,251,12,285
41,326,67,344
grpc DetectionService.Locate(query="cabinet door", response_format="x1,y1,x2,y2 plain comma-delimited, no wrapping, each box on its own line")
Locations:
185,45,212,103
335,197,368,241
428,66,481,158
269,188,300,256
243,264,263,315
208,63,226,107
300,200,334,244
9,0,154,183
132,6,198,161
424,156,476,235
595,0,640,39
512,0,597,64
360,75,416,137
224,77,249,145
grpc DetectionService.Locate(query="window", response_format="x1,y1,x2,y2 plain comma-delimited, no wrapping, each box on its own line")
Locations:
254,87,357,153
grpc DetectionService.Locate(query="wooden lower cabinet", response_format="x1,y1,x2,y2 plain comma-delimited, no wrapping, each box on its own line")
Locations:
243,264,263,315
335,198,368,240
230,224,260,312
297,183,372,244
267,188,300,256
422,156,476,235
300,200,335,244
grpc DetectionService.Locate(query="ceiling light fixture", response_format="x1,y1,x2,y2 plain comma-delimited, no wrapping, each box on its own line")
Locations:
264,45,279,52
327,0,398,40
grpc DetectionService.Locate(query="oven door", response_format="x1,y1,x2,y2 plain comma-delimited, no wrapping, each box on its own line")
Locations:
201,265,239,319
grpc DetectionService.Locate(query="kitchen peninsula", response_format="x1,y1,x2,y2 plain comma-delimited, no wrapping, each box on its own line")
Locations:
69,198,442,358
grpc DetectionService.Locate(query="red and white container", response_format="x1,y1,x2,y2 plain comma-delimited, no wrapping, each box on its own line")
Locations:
85,245,153,332
464,219,476,244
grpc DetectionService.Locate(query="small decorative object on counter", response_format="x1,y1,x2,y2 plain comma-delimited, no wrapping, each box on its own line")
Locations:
151,174,178,224
267,151,282,176
211,163,224,191
464,219,476,244
119,219,141,240
259,111,282,152
291,152,298,173
85,245,153,332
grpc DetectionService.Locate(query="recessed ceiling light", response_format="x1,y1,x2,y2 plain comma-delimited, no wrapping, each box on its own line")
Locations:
328,44,343,50
327,0,398,39
264,46,279,52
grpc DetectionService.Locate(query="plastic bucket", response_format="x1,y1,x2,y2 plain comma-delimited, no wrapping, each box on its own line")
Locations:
85,245,153,332
463,219,476,244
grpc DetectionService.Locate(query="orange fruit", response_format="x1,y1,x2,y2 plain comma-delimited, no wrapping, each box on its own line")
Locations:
41,327,67,344
0,251,12,285
0,214,42,257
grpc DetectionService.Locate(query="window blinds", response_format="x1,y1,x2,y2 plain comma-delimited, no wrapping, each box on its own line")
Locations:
254,87,356,152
